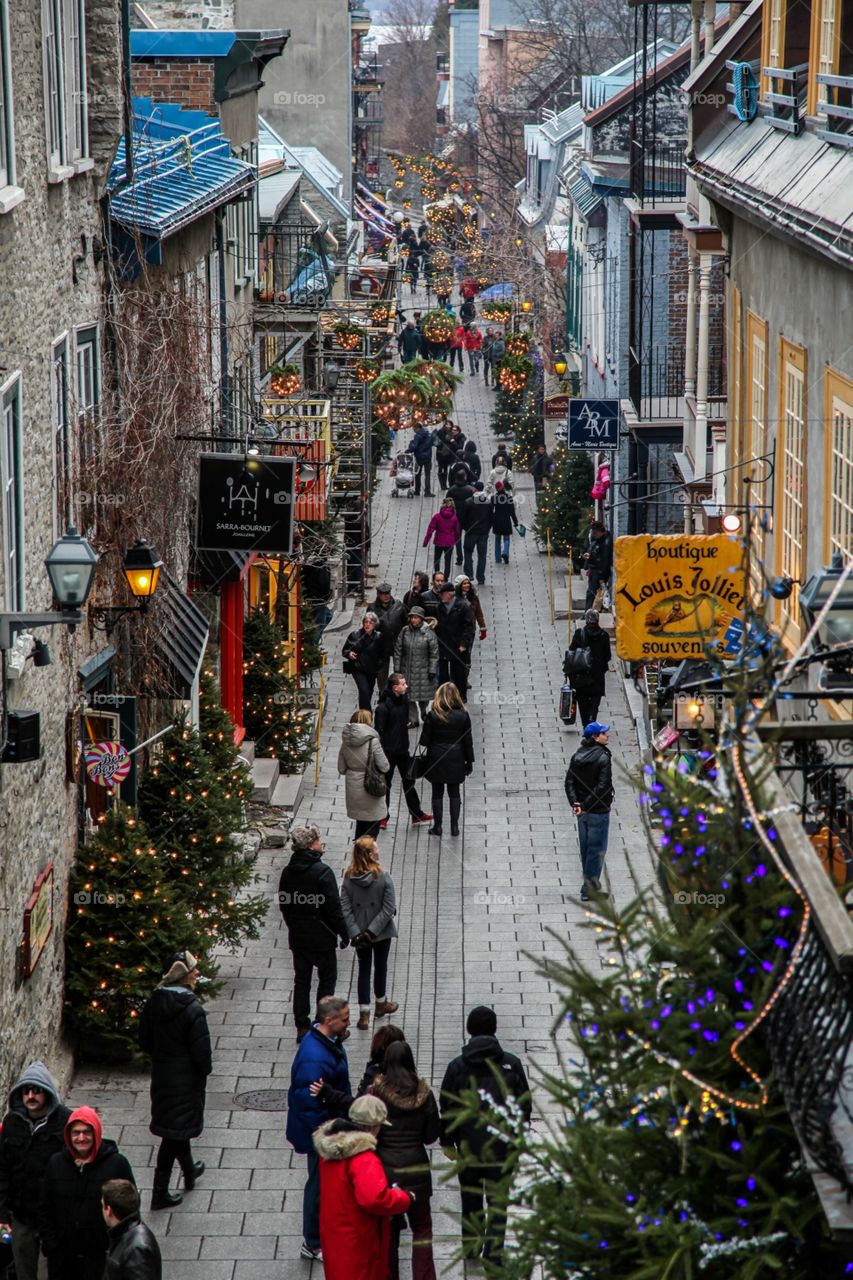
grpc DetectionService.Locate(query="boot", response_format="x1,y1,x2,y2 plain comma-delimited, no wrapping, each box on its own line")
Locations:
180,1159,205,1191
450,795,461,839
357,1009,371,1030
375,999,399,1018
151,1172,182,1211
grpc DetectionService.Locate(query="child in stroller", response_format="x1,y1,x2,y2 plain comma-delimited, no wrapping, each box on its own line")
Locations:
390,450,416,498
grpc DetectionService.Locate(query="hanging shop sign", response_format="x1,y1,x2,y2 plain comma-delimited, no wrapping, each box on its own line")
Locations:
196,453,296,555
23,865,54,978
568,399,619,450
544,394,570,419
84,741,132,788
614,534,747,661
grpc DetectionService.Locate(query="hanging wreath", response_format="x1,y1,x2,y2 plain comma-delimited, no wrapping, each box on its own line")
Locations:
506,331,533,357
482,301,512,324
420,308,455,345
497,355,533,395
353,359,379,384
402,358,462,411
268,362,301,397
370,368,436,431
333,321,363,352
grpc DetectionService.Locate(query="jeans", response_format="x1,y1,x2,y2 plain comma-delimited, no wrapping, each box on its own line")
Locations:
414,456,432,495
494,534,510,562
437,656,469,700
483,360,491,385
577,811,610,885
292,947,338,1030
356,937,393,1005
463,531,488,583
389,1196,437,1280
467,351,480,374
431,781,461,832
351,671,375,710
304,1148,321,1248
9,1219,46,1280
458,1166,507,1263
433,545,452,576
386,751,425,816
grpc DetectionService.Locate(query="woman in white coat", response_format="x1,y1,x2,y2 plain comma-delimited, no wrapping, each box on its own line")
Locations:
337,709,390,839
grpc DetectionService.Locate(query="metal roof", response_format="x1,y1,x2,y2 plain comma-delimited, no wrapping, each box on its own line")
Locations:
541,102,584,145
568,168,603,221
152,573,209,699
257,116,349,221
108,100,255,241
258,169,302,222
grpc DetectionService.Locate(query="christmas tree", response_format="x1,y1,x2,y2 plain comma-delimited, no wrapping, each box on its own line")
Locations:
510,397,544,470
532,445,594,559
490,384,524,444
64,805,185,1057
242,608,315,772
446,621,847,1278
198,666,251,830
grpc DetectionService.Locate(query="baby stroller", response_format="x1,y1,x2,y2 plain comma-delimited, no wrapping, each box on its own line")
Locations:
391,451,416,498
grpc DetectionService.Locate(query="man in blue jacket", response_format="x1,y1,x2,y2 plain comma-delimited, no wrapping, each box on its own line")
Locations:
410,424,434,497
286,996,352,1263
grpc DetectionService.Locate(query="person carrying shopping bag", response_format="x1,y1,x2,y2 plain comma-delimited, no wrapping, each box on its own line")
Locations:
341,838,400,1031
338,711,391,840
491,481,519,565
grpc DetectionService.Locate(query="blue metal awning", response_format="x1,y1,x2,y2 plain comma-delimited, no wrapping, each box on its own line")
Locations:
107,99,256,241
568,172,603,221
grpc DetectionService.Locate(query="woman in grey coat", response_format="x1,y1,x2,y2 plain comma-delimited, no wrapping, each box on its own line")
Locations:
341,837,399,1030
337,710,390,840
393,606,439,727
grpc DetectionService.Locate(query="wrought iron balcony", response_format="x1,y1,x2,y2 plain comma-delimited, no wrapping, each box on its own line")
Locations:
257,223,337,309
816,73,853,149
354,54,383,88
628,343,724,421
763,63,809,135
628,137,687,206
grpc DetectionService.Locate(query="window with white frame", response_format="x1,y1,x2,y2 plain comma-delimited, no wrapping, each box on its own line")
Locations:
746,314,768,572
777,343,806,640
42,0,89,176
52,336,70,538
829,378,853,560
75,325,99,486
0,1,15,193
227,144,258,287
1,375,24,612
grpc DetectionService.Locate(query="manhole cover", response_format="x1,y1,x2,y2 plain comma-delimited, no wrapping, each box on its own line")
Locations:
233,1089,289,1112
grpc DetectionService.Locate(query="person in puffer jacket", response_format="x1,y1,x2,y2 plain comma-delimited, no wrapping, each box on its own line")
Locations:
422,499,461,579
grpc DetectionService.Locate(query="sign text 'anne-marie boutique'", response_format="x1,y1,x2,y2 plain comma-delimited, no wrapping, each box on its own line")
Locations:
196,453,296,555
613,535,747,661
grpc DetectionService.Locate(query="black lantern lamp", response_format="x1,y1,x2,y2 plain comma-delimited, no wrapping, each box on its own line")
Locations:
91,538,163,634
800,552,853,686
1,527,99,651
324,360,342,393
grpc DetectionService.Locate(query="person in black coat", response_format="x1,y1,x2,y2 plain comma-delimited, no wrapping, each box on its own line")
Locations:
343,612,385,710
565,722,614,899
433,582,474,699
445,471,475,566
439,1006,531,1267
491,481,519,565
40,1107,135,1280
564,608,612,726
369,585,408,689
356,1025,406,1097
279,825,350,1042
584,520,613,609
419,570,446,620
101,1179,161,1280
418,682,474,837
462,440,481,482
0,1061,71,1280
138,952,212,1210
374,676,431,824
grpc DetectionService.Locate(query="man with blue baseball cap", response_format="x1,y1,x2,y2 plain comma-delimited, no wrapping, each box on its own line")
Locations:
564,723,614,901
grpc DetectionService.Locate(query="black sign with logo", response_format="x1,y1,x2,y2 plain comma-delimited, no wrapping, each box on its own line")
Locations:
196,453,296,554
568,399,620,450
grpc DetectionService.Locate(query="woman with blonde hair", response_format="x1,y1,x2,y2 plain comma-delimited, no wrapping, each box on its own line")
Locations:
342,837,399,1030
417,682,474,837
338,710,390,839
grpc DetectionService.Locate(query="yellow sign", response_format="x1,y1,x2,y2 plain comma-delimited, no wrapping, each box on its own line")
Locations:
614,535,746,661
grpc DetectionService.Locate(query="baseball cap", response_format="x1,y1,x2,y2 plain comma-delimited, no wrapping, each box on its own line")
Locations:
348,1096,392,1129
583,722,611,738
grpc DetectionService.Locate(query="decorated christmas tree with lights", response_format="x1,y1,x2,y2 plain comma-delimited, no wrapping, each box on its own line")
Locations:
242,607,315,773
532,445,594,558
448,621,847,1278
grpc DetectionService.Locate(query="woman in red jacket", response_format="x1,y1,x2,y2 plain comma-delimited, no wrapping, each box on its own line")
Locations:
449,323,465,372
463,324,483,375
314,1096,412,1280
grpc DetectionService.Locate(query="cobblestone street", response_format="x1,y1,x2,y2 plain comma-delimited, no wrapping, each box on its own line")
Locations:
71,355,656,1278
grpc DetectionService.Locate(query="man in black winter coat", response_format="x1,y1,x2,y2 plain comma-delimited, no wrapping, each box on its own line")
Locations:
564,608,612,727
0,1061,71,1280
410,425,434,496
369,583,408,689
40,1108,135,1280
439,1006,531,1266
434,582,475,700
101,1180,161,1280
138,952,212,1210
420,570,446,619
565,722,614,901
445,471,474,566
462,484,493,585
374,675,432,825
584,520,613,609
279,826,350,1043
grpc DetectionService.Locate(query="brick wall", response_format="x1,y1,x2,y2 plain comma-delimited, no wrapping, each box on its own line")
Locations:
132,60,217,115
669,236,727,386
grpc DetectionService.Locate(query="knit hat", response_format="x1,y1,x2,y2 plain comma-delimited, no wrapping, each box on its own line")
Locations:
466,1005,497,1036
290,824,322,851
349,1095,392,1129
407,606,426,619
158,950,198,987
438,582,455,595
454,574,470,587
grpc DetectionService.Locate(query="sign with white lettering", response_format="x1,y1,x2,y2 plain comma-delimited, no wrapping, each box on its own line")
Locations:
614,535,747,661
196,453,296,554
568,399,619,450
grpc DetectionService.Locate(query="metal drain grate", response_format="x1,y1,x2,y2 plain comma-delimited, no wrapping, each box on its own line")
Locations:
233,1089,289,1111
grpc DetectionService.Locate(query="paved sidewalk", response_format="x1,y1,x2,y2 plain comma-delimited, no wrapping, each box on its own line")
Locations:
70,330,656,1278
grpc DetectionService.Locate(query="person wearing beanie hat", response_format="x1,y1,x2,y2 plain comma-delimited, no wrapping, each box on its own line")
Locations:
393,606,439,727
138,953,211,1210
278,828,350,1044
564,607,611,728
312,1091,411,1280
0,1062,71,1280
439,1009,530,1265
565,723,613,901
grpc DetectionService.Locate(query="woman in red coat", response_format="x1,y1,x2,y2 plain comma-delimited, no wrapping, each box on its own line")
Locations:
463,324,483,375
449,323,465,372
314,1095,413,1280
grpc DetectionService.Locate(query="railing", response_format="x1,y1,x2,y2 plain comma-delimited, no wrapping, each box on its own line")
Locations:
763,63,809,135
629,137,687,206
257,223,337,309
354,54,383,86
628,343,724,421
436,54,449,75
816,72,853,149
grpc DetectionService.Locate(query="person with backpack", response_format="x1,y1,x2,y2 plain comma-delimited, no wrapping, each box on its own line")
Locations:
564,722,614,901
563,608,611,727
459,297,476,326
439,1006,531,1267
462,484,493,585
341,837,400,1031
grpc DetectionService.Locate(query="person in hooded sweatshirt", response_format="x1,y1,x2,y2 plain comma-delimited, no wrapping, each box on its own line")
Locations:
374,674,432,826
0,1062,71,1280
341,837,400,1032
439,1006,531,1267
313,1095,412,1280
370,1042,440,1280
422,498,460,579
338,709,391,840
39,1108,135,1280
461,439,481,483
138,950,212,1210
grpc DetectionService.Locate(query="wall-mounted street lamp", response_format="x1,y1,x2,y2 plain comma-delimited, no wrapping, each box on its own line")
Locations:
0,527,98,651
324,360,342,394
554,356,567,376
90,539,163,635
520,299,533,314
